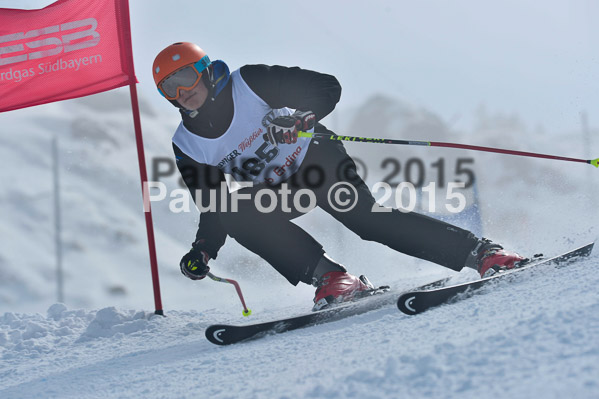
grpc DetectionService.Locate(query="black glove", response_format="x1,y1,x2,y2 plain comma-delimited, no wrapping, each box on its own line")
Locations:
180,244,210,280
264,110,316,145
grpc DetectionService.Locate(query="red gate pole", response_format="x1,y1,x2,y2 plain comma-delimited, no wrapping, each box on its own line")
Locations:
121,0,164,315
129,82,164,316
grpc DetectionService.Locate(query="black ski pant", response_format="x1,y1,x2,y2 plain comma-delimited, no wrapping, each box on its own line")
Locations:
218,139,479,285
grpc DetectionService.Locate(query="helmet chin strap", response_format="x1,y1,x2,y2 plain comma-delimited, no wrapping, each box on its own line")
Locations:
185,67,216,118
188,68,217,118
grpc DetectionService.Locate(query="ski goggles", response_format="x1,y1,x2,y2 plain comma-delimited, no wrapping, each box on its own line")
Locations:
158,55,211,100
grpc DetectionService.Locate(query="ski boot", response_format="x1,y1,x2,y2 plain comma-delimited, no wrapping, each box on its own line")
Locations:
312,271,375,311
470,239,527,278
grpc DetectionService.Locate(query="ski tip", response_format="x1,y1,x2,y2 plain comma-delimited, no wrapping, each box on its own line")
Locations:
205,325,231,346
397,293,419,316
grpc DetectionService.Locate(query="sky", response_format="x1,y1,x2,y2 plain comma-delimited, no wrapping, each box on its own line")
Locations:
2,0,598,133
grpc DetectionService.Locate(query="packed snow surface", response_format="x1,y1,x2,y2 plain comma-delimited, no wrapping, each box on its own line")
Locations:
1,254,598,398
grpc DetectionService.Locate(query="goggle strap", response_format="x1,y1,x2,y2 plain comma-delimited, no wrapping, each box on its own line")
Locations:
194,55,211,75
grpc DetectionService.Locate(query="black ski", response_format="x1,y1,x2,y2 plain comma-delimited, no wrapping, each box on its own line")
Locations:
397,242,594,315
205,278,448,345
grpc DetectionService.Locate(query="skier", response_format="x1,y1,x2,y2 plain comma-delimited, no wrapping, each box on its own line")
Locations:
152,42,526,310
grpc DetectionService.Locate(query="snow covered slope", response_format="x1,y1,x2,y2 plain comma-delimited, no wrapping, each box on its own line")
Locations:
0,253,597,398
1,89,597,398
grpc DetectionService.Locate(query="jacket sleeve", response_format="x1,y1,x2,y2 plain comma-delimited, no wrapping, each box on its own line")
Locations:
173,143,227,259
239,64,342,121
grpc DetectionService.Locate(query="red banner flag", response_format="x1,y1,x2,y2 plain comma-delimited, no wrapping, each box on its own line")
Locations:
0,0,136,112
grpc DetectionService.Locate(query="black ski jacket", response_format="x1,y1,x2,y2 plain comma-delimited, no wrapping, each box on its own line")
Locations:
173,64,342,258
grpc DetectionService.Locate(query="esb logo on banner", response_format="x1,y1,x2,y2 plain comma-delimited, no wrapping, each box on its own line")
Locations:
0,0,135,112
1,18,101,80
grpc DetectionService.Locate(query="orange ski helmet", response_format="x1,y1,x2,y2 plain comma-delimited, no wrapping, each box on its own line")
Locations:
152,42,211,100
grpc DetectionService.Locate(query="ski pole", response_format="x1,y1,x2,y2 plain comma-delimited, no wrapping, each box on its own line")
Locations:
298,131,599,168
206,272,252,317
